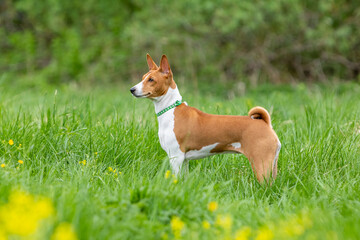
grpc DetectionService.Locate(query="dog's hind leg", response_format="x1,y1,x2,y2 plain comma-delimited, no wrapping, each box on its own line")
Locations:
245,139,280,184
271,141,281,179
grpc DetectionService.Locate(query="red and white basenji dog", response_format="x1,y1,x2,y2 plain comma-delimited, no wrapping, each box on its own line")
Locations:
130,54,281,183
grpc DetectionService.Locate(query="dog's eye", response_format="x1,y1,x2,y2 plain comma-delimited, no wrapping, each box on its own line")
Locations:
148,78,154,82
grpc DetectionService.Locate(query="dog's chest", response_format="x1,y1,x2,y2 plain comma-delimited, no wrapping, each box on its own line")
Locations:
157,109,181,155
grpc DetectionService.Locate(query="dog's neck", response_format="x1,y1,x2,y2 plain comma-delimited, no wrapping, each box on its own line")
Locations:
152,85,182,114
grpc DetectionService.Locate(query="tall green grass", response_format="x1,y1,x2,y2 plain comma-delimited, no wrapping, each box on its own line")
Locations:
0,80,359,239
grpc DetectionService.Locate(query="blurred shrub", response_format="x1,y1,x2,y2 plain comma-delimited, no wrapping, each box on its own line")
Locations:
0,0,359,86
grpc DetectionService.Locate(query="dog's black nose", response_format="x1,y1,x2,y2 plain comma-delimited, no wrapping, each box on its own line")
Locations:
130,87,136,94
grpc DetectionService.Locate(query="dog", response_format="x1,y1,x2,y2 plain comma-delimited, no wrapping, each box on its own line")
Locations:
130,54,281,183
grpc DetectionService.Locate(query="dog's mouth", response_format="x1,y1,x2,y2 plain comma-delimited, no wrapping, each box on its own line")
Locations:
133,92,151,98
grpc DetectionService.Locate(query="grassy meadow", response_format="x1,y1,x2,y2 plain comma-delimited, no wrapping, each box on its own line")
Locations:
0,79,360,239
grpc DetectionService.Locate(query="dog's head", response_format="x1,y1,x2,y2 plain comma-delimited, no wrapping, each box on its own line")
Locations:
130,54,176,99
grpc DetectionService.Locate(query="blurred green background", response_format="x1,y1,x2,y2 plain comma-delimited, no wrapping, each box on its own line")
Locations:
1,0,360,90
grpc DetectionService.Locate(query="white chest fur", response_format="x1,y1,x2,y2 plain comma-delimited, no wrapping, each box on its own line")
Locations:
153,86,183,159
157,109,181,156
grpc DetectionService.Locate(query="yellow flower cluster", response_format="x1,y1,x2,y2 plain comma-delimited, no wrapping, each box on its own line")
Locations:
202,220,211,230
0,190,54,237
235,226,252,240
5,139,22,149
211,213,272,240
276,210,313,238
1,139,25,169
199,201,218,232
255,226,273,240
51,222,78,240
0,190,78,240
200,202,312,240
164,170,178,184
216,214,233,231
170,216,185,239
236,210,313,240
79,160,86,165
208,201,218,212
108,167,122,176
165,170,171,179
0,161,24,169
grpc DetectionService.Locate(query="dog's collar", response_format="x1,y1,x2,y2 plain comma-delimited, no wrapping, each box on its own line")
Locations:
156,100,182,117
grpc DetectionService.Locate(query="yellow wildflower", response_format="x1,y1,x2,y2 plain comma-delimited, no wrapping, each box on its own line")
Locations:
235,226,252,240
170,216,185,239
0,191,54,236
35,197,55,218
202,220,211,229
51,222,78,240
255,226,273,240
8,191,39,209
79,160,86,165
216,215,230,228
165,170,171,179
215,214,232,231
8,139,14,146
283,221,304,237
280,210,312,237
95,152,98,155
0,229,6,240
18,160,24,164
1,164,5,168
108,167,113,172
207,201,218,212
173,179,178,184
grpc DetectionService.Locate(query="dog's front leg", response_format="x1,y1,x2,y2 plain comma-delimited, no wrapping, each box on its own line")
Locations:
169,153,185,176
182,160,189,176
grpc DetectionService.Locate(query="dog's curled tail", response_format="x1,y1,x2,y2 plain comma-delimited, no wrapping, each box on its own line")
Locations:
248,106,272,127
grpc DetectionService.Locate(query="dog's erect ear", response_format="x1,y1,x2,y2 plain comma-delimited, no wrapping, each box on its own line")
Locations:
146,53,158,70
159,55,172,75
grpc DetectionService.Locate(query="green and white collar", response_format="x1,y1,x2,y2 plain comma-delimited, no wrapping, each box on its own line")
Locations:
156,100,182,117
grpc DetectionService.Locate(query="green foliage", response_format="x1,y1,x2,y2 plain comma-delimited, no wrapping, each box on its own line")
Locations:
0,0,360,85
0,80,360,239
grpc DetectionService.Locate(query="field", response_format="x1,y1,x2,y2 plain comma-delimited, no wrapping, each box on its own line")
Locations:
0,79,360,240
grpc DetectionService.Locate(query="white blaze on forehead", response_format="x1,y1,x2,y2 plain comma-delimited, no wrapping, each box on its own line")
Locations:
231,142,241,149
142,72,151,82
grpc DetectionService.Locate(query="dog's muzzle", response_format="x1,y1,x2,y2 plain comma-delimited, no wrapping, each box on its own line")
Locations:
130,87,136,95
